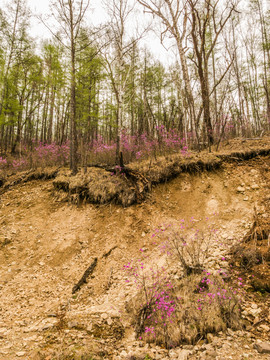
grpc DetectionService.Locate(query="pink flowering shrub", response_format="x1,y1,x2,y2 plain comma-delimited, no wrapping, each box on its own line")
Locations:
124,259,177,348
12,158,28,170
33,141,69,167
88,129,189,165
0,157,7,169
0,142,70,173
124,220,244,348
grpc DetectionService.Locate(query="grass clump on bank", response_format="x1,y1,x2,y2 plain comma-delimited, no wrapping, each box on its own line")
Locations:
124,220,244,349
53,167,149,207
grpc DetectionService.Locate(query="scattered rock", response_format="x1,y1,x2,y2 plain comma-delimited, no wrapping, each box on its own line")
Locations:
119,350,127,357
207,333,214,343
206,349,218,358
16,352,26,357
0,328,8,338
237,186,245,193
67,321,78,329
254,341,270,354
251,184,259,190
258,324,270,332
176,349,191,360
107,317,113,326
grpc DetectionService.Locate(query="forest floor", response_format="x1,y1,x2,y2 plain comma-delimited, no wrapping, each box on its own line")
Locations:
0,141,270,360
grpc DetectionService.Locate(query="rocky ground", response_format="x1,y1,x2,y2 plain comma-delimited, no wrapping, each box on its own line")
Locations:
0,155,270,360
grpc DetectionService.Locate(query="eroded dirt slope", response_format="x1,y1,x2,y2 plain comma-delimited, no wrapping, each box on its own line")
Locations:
0,157,269,359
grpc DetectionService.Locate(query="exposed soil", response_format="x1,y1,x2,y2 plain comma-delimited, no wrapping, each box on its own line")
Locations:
0,153,270,359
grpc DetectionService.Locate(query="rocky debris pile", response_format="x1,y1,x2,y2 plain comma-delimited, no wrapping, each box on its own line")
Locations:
111,331,270,360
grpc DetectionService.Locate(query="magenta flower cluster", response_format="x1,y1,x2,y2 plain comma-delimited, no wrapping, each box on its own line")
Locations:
90,128,188,163
0,157,7,168
34,141,69,165
123,258,176,338
0,141,70,172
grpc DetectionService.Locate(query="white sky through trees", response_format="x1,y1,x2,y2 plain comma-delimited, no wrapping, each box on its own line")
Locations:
23,0,173,65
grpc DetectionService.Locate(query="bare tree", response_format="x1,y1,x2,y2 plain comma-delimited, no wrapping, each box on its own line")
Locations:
187,0,237,148
42,0,90,174
137,0,199,145
103,0,142,165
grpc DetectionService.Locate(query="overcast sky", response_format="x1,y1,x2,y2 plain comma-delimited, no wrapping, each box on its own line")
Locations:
24,0,174,65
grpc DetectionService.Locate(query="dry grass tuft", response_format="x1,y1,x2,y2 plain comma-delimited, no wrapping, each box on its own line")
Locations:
130,153,222,184
231,245,263,269
0,167,59,193
53,167,142,206
128,273,242,349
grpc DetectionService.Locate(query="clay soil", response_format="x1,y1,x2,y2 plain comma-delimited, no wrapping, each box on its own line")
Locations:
0,154,270,360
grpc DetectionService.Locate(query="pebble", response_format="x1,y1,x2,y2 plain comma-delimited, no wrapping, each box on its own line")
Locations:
16,352,26,357
67,321,78,329
258,324,270,332
207,333,214,343
237,186,245,193
0,328,8,338
107,317,113,325
254,341,270,354
176,349,191,360
251,184,259,190
206,349,218,357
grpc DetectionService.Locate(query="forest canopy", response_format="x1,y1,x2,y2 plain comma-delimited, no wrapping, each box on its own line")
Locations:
0,0,269,173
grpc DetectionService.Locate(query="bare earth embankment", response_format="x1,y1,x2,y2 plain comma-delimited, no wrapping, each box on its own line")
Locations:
0,139,270,360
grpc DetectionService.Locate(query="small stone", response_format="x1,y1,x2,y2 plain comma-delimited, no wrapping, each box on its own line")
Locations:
207,333,214,343
258,324,270,332
86,324,92,332
67,321,78,329
237,186,245,193
251,184,259,190
169,349,178,358
244,197,249,201
206,350,218,358
101,313,108,320
0,328,8,338
107,317,113,326
248,307,261,316
176,349,191,360
254,341,270,354
253,316,260,324
16,352,26,357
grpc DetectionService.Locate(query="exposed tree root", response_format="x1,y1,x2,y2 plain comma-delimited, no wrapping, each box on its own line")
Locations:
1,146,270,207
